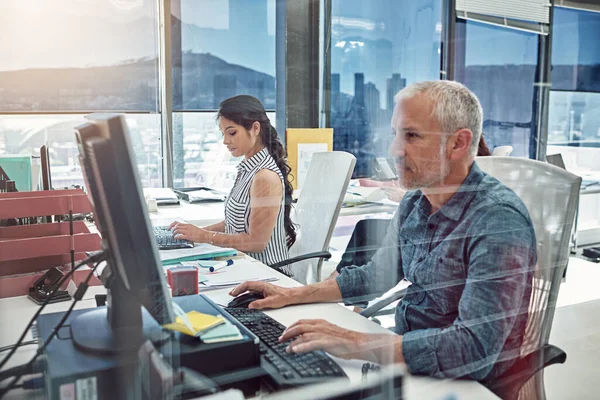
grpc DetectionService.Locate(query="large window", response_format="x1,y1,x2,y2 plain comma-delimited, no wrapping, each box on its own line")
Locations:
0,114,161,188
327,0,442,178
547,6,600,245
171,0,276,188
549,6,600,147
172,111,275,191
0,0,161,187
455,20,539,158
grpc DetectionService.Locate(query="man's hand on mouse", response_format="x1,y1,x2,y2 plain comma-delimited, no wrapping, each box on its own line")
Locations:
229,281,295,309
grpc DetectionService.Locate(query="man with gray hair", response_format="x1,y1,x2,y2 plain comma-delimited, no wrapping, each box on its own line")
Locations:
231,80,536,383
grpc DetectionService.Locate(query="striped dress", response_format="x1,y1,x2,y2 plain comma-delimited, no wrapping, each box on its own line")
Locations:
224,148,290,272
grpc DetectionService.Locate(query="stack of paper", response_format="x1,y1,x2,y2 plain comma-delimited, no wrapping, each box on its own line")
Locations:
162,310,243,343
199,320,243,343
143,188,180,205
198,258,279,291
186,189,227,202
160,243,238,266
163,311,225,337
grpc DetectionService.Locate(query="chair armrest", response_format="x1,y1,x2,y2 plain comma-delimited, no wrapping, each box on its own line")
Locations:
268,251,332,272
360,288,408,318
484,344,566,399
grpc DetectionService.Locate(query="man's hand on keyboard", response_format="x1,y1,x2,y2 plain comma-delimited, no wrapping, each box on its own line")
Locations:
278,319,370,361
169,221,209,243
229,281,295,309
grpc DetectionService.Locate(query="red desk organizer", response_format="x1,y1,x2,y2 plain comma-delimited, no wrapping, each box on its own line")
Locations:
0,189,102,298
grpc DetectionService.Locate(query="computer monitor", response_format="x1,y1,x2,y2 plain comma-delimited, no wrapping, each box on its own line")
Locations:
70,114,174,354
74,123,108,235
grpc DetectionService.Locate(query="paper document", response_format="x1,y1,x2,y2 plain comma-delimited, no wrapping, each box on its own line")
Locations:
345,187,387,203
186,189,226,202
198,258,280,291
297,143,327,189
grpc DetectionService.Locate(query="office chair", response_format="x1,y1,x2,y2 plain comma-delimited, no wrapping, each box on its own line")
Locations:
491,145,514,156
268,151,356,284
361,157,580,399
336,218,391,273
475,156,580,399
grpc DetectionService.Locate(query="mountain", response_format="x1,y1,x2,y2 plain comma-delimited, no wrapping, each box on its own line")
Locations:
0,11,276,111
174,52,275,110
0,52,275,112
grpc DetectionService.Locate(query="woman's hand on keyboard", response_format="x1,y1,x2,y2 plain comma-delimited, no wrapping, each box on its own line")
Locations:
229,281,295,309
170,222,209,243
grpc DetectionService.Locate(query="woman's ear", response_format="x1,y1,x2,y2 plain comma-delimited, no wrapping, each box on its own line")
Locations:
252,121,261,137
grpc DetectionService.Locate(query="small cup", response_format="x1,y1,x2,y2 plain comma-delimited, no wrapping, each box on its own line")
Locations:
146,197,158,212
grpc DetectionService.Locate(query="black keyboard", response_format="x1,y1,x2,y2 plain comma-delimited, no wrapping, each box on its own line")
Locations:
225,308,347,388
153,226,194,250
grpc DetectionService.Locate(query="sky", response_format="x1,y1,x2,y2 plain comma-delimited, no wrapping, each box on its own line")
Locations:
0,0,275,72
0,1,596,78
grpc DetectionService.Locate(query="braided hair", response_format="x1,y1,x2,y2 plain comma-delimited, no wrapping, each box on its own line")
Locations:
217,95,297,248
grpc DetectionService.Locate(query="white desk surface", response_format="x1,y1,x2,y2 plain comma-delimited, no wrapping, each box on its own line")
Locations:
0,258,496,400
149,201,397,228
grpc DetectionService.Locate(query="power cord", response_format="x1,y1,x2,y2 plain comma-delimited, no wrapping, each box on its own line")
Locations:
21,376,44,390
0,261,102,399
0,358,45,382
0,340,37,354
0,376,44,391
0,251,105,373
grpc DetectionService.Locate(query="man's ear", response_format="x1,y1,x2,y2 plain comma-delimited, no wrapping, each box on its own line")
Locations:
449,128,473,160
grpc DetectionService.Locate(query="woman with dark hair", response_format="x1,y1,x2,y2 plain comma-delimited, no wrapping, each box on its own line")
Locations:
477,135,492,157
170,95,296,272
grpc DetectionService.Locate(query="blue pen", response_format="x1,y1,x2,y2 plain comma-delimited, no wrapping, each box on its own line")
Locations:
347,191,363,197
209,259,234,272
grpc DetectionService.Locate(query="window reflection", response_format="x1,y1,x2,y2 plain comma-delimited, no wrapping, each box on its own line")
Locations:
329,0,442,178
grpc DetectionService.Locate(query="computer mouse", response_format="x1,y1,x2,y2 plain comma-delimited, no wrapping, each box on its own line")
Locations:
227,292,265,308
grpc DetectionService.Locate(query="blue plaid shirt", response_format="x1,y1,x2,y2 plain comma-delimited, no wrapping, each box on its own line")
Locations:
336,162,536,381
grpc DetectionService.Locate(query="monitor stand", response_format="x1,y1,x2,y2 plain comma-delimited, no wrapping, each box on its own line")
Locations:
70,274,170,355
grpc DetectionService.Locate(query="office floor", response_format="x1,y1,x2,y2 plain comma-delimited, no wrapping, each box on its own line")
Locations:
328,221,600,399
546,257,600,400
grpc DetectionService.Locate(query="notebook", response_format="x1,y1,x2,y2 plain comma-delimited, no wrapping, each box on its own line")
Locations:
159,243,238,266
197,258,279,291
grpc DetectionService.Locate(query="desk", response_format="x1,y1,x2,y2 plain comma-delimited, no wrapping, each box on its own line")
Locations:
149,201,397,228
0,257,496,400
575,185,600,247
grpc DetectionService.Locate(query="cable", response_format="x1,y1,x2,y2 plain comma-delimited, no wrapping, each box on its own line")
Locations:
0,384,22,391
0,251,105,373
0,359,42,382
0,340,37,354
21,376,44,390
0,263,100,398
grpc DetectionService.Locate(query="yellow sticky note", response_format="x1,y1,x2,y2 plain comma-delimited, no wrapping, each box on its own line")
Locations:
163,311,225,337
